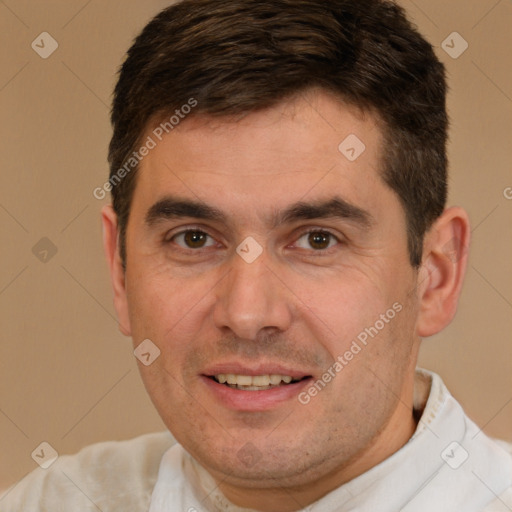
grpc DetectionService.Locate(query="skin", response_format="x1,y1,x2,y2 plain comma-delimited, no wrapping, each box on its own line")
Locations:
102,90,470,511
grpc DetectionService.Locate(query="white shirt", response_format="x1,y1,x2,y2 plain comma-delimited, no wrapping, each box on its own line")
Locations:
2,369,511,511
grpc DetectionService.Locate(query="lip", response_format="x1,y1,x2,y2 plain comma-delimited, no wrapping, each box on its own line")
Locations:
200,363,313,412
202,362,312,379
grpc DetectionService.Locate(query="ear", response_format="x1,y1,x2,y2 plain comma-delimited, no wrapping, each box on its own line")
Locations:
416,207,470,337
101,205,132,336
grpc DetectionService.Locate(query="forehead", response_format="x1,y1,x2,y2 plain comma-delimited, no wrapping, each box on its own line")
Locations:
132,90,391,222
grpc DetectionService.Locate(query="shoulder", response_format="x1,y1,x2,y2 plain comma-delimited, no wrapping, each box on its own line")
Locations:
0,431,175,512
483,440,512,511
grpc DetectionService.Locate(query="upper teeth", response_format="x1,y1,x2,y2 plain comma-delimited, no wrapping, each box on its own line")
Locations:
216,374,294,386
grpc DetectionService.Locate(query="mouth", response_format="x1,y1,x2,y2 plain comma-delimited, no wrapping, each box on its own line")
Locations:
207,373,310,391
200,363,315,410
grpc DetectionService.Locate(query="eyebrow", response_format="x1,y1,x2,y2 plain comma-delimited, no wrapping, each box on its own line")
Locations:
145,197,226,226
276,198,373,229
145,195,374,230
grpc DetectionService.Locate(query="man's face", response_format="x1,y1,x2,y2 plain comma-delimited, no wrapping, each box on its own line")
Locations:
119,91,422,493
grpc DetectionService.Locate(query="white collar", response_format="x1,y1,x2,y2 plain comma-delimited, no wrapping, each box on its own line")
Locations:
149,369,512,511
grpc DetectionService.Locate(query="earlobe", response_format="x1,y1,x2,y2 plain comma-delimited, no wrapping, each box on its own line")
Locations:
416,207,470,338
101,205,132,336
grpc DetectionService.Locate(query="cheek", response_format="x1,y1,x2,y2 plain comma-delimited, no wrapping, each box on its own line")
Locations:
125,264,217,347
297,264,416,383
298,266,394,338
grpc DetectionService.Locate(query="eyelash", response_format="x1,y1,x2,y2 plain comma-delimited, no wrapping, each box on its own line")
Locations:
165,226,343,254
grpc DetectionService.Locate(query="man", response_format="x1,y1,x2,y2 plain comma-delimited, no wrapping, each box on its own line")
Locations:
3,0,511,510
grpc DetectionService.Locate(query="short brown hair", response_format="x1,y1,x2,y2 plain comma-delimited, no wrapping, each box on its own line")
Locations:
108,0,447,269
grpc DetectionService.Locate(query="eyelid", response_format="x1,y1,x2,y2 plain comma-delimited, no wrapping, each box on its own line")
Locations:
300,227,339,236
165,223,212,238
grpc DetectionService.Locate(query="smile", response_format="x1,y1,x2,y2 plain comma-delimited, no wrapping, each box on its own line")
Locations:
211,374,306,391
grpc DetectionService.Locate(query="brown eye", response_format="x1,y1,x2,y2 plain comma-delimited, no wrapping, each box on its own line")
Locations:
184,231,207,248
294,231,338,251
308,232,332,250
172,230,215,249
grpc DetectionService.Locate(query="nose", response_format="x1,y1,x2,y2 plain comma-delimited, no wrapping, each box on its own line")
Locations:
212,247,293,340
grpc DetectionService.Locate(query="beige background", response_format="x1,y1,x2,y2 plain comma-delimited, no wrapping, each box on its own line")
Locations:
1,0,511,493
